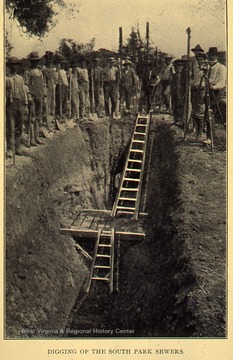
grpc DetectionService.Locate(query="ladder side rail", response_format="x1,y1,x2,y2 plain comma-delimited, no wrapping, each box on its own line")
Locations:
109,228,115,293
133,113,152,220
111,113,141,217
85,229,102,293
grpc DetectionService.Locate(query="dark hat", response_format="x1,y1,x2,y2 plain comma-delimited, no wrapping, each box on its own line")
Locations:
93,57,101,62
123,59,131,66
28,51,40,61
207,47,218,56
44,51,53,59
191,44,204,53
195,52,207,59
6,56,22,65
173,59,183,67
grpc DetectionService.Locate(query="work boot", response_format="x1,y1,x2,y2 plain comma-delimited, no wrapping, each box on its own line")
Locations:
35,121,45,145
30,123,37,146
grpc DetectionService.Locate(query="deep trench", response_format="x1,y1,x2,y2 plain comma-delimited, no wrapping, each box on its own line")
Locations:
6,118,198,338
64,120,196,338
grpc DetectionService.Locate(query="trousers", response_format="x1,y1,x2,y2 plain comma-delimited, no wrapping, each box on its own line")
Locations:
103,81,117,116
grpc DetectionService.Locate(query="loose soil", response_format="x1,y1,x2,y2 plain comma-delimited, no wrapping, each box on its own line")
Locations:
5,115,226,338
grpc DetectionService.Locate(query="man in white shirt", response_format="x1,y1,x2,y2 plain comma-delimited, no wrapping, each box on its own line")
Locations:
205,47,226,144
6,57,29,157
103,57,119,118
77,57,89,119
42,51,56,127
24,52,45,145
55,57,69,118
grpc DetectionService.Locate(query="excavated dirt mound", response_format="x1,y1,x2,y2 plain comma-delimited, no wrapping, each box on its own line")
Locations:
5,116,226,338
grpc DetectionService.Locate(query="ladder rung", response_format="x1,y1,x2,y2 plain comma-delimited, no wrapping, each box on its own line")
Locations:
121,187,138,191
124,178,140,182
130,149,143,153
132,140,145,144
98,244,111,247
91,277,109,281
134,132,146,135
128,159,142,163
94,265,110,269
136,124,147,127
126,168,141,172
117,210,134,215
116,206,136,210
119,197,136,201
96,254,111,258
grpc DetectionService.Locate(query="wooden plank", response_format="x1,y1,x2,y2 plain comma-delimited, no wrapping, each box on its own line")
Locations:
60,228,145,241
74,243,92,261
82,209,111,214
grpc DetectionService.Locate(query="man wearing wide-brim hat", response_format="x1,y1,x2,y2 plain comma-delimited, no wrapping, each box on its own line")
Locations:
190,44,205,78
189,48,207,141
42,51,56,127
191,44,204,53
68,60,79,120
207,47,226,91
91,57,103,117
119,59,136,112
103,56,119,118
138,59,153,113
23,51,45,145
6,57,29,158
55,55,69,118
160,55,174,113
204,47,226,144
76,56,89,119
190,51,208,142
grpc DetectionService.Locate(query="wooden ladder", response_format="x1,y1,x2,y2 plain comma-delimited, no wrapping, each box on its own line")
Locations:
111,113,151,220
85,228,115,294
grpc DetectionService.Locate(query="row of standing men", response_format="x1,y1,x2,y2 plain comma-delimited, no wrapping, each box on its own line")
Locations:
6,51,141,156
6,45,226,158
158,45,226,145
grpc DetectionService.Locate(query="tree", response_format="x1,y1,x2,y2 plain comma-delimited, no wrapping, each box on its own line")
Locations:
6,32,13,57
5,0,78,37
123,27,144,64
57,38,96,63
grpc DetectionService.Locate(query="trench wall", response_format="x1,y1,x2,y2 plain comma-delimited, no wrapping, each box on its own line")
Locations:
5,118,134,338
110,122,197,337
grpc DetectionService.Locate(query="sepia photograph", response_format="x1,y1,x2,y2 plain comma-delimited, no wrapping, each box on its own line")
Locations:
2,0,231,358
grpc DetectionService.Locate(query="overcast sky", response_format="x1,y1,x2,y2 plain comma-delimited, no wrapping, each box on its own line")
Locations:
6,0,226,58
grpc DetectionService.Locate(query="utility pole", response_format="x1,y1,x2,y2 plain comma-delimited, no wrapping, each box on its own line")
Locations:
146,21,149,60
119,27,123,75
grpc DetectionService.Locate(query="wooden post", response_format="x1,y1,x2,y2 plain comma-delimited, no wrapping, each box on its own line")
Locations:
184,27,191,139
119,27,123,75
146,22,149,60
